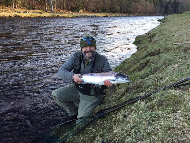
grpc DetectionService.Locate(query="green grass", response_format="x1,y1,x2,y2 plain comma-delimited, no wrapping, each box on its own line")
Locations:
69,12,190,143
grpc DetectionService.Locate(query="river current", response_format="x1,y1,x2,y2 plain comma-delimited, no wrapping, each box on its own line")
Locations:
0,16,162,143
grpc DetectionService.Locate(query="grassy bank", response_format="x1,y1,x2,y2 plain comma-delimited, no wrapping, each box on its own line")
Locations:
0,7,127,18
70,12,190,142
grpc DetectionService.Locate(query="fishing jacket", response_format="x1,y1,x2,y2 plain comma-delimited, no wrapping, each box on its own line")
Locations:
57,51,112,95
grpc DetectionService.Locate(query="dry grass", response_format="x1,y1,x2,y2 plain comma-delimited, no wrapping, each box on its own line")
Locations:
0,7,126,18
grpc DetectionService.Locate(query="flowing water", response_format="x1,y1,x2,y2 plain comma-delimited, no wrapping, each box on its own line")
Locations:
0,16,162,143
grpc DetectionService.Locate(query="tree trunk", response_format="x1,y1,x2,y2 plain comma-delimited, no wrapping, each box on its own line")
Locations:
63,0,66,10
54,0,56,12
12,0,14,9
45,0,48,12
33,0,35,9
49,0,54,13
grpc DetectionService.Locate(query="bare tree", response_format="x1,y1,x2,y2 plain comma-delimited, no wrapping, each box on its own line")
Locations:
177,0,190,13
45,0,54,12
54,0,57,12
12,0,18,9
3,0,190,15
12,0,15,9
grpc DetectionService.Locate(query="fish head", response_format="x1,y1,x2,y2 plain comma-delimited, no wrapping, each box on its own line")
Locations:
114,73,130,83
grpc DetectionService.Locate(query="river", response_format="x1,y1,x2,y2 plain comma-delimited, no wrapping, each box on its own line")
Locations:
0,16,162,143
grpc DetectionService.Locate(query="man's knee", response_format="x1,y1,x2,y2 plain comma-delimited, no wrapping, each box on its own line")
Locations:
52,88,64,103
52,89,58,100
52,85,79,102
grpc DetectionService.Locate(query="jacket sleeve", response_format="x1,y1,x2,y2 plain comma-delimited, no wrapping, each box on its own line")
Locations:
57,53,76,81
103,58,112,72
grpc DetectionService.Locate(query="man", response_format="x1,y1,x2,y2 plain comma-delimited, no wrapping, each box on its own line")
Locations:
52,36,114,122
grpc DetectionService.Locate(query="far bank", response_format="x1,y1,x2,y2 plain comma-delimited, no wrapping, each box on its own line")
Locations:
0,7,130,18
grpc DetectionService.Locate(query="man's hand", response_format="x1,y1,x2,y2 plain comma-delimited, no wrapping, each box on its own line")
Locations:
104,80,113,87
73,74,82,84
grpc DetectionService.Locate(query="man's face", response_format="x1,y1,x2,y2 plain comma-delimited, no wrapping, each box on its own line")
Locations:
82,46,96,59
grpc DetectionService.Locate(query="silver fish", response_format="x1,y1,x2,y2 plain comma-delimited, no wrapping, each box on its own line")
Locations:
81,72,130,85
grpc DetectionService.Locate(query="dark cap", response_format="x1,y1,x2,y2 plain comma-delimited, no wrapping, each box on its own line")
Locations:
80,36,96,49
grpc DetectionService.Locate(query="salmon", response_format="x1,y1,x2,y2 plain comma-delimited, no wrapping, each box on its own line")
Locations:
80,72,130,85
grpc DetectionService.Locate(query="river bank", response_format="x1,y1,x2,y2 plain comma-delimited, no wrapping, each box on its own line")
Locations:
70,11,190,142
0,7,128,18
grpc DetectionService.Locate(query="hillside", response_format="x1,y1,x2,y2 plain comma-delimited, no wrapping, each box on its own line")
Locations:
70,11,190,142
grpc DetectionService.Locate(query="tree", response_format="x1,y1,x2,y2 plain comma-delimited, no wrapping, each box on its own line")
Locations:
45,0,54,12
130,2,141,14
119,0,128,13
1,0,190,15
177,0,190,13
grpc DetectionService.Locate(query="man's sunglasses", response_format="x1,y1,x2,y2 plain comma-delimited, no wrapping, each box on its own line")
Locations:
81,37,95,41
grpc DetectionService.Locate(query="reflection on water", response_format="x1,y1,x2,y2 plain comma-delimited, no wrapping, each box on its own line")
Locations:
0,16,162,143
